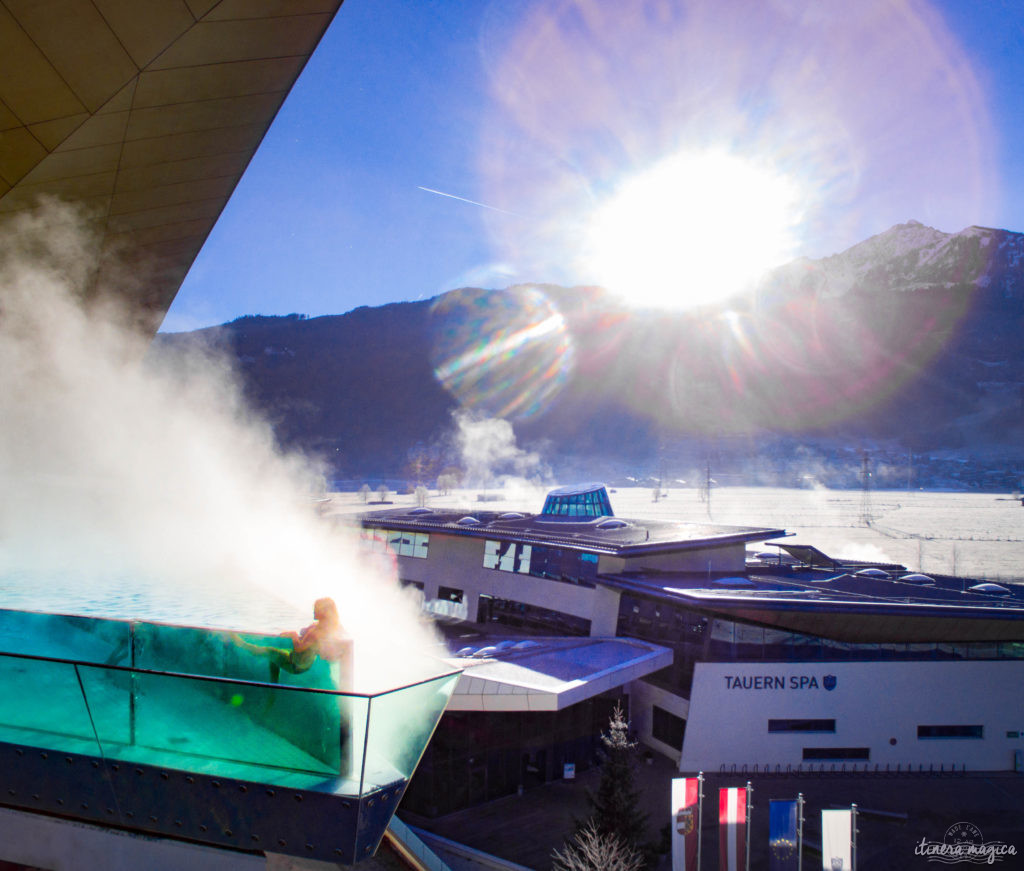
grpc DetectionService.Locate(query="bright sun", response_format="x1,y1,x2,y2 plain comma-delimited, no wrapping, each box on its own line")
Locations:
583,150,803,309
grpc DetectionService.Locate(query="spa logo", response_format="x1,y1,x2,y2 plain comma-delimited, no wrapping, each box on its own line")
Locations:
915,821,1016,864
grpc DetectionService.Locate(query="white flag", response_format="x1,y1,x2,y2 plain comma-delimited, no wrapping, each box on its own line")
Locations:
821,809,852,871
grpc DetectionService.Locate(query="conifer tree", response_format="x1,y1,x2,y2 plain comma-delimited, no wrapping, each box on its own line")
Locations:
587,703,648,860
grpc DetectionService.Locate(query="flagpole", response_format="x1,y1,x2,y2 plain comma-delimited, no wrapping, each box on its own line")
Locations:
796,793,804,871
745,781,752,871
851,804,858,871
697,772,704,871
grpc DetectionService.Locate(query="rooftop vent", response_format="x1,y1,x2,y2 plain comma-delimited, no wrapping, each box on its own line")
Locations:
898,573,935,585
540,483,613,520
456,516,481,526
407,507,433,515
969,582,1010,595
597,518,628,530
498,512,525,520
472,646,498,658
854,568,891,579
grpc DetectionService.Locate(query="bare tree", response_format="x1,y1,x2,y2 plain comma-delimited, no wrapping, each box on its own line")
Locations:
415,485,428,507
376,483,389,502
552,820,642,871
359,483,371,503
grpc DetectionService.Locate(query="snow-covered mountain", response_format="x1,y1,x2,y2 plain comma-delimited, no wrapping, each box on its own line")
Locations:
761,220,1024,300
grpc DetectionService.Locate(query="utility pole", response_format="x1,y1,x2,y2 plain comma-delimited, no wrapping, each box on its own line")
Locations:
859,452,873,526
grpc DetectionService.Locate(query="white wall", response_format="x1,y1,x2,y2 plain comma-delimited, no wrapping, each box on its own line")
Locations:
394,532,621,633
629,679,691,763
679,661,1024,773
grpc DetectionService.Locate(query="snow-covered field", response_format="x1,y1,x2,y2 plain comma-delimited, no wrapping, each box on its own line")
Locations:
328,486,1024,582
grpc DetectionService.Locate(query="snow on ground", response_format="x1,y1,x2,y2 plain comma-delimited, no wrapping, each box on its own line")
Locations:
326,486,1024,583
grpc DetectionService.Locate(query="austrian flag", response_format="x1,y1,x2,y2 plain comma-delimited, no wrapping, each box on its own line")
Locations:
719,787,748,871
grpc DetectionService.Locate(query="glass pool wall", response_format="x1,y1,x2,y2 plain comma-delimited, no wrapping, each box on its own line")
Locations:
0,608,458,796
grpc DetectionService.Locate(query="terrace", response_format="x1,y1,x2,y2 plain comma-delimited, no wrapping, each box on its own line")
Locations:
0,608,459,864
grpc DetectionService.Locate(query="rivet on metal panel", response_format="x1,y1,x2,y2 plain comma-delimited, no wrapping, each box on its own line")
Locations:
368,799,375,807
238,785,247,793
364,845,372,854
135,769,143,776
106,808,114,815
40,752,47,759
80,804,88,810
293,794,303,802
341,800,350,808
15,750,22,756
112,764,120,772
305,844,314,851
161,772,169,780
31,794,39,800
250,835,259,842
334,849,344,856
91,761,99,768
126,812,134,819
200,825,208,833
6,790,13,796
65,757,73,764
175,820,182,827
278,840,287,848
224,830,233,837
56,799,64,806
149,816,157,823
186,776,194,784
265,789,275,797
212,781,221,788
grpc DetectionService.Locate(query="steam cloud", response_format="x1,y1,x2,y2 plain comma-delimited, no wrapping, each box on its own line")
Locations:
453,409,549,495
0,201,440,691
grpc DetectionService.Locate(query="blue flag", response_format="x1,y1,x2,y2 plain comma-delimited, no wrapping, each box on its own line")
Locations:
769,799,799,871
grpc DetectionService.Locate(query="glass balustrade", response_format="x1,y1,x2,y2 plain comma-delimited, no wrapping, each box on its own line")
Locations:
0,607,459,796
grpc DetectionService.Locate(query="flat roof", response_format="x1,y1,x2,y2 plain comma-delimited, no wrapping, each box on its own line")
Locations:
360,507,784,557
439,632,673,712
599,569,1024,643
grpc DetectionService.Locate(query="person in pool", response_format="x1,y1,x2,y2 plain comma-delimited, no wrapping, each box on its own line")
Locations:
233,597,352,684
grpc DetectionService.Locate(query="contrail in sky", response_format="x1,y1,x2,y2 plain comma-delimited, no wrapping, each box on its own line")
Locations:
417,186,521,216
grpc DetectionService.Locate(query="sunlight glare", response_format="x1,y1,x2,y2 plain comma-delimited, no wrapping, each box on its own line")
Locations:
583,151,803,309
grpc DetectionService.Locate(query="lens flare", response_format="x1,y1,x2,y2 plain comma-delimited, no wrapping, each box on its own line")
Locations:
429,285,574,421
584,150,803,308
478,0,996,307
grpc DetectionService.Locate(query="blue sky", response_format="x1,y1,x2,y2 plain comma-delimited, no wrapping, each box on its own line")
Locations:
161,0,1024,332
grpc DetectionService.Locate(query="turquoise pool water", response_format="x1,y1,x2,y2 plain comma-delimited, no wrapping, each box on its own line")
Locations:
0,607,458,797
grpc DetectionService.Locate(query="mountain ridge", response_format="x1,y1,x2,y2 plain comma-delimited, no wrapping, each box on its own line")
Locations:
154,221,1024,486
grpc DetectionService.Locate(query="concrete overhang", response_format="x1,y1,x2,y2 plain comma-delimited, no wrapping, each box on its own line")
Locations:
444,636,673,712
0,0,343,333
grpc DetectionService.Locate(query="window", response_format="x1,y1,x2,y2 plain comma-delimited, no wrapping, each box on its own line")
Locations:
769,719,836,733
482,541,595,586
483,540,531,573
802,747,869,761
917,725,984,739
651,705,686,750
361,527,428,558
477,594,590,636
438,586,464,603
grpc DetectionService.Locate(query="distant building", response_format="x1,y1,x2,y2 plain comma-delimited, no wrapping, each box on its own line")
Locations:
357,484,1024,816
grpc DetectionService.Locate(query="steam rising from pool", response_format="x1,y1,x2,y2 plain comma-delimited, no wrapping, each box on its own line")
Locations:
0,201,442,691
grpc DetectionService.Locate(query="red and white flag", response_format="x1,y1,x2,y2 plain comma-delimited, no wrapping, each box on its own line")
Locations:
671,777,700,871
719,787,747,871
